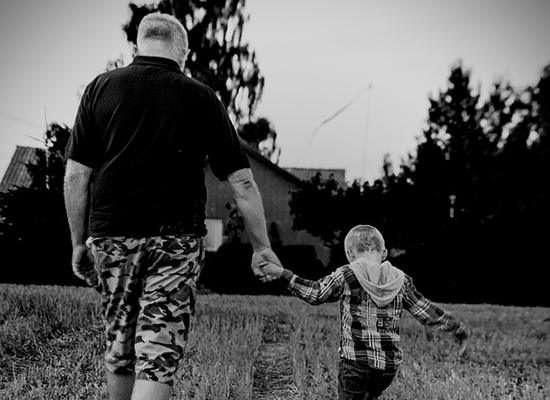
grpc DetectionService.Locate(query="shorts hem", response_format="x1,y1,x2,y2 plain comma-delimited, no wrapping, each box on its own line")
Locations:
136,372,173,386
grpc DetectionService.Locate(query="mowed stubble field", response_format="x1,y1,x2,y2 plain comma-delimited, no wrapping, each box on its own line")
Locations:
0,283,549,400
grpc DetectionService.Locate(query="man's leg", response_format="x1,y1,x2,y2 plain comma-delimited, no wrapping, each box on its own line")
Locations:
107,371,135,400
133,235,205,395
131,380,171,400
89,237,147,400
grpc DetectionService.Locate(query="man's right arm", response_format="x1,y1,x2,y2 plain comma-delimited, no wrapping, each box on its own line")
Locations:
227,168,282,277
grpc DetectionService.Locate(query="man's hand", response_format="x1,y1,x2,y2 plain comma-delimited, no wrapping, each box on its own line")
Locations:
72,244,99,288
251,248,282,282
259,261,284,283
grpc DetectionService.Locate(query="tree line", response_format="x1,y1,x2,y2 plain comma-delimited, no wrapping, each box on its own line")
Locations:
290,61,550,307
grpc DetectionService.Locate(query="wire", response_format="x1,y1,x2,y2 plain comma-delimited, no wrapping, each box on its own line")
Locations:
0,113,44,129
309,85,372,147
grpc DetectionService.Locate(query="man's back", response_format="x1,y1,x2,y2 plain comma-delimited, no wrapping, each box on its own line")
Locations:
66,55,249,237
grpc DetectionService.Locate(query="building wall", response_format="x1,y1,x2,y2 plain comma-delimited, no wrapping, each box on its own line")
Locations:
205,157,331,265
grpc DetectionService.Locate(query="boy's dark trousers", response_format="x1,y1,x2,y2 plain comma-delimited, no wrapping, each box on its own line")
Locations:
338,358,397,400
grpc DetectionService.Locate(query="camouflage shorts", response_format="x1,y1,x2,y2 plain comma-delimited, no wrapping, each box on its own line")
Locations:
88,234,205,386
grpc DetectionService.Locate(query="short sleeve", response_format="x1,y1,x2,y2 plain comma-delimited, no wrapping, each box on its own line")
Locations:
204,90,250,181
65,82,101,168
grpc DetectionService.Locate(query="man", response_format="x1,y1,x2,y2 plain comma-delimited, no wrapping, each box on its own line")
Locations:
63,12,280,400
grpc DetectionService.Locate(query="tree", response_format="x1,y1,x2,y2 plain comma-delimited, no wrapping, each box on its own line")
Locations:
289,173,404,270
289,61,550,305
290,173,346,250
123,0,264,127
408,62,487,223
393,62,550,305
0,123,77,285
238,117,281,163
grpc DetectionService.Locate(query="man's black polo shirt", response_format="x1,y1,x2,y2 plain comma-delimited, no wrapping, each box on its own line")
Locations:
65,56,250,237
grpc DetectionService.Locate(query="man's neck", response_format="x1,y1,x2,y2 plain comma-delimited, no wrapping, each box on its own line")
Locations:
138,45,181,68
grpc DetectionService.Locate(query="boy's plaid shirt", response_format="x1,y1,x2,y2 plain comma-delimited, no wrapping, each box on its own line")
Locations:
280,265,464,371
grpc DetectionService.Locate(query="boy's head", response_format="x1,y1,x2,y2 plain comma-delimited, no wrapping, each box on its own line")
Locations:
344,225,387,263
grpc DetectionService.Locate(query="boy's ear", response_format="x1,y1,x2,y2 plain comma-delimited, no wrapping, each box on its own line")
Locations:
132,44,139,57
381,248,388,261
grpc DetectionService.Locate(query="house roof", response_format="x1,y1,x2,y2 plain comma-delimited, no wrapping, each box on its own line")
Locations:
239,141,306,186
0,146,40,193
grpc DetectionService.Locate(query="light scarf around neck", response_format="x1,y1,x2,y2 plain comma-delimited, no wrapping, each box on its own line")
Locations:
348,258,405,307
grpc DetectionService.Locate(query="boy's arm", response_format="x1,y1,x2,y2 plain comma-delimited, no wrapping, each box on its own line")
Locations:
261,262,345,305
402,275,469,357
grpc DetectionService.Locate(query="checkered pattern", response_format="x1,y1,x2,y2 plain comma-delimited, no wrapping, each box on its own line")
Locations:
280,265,464,371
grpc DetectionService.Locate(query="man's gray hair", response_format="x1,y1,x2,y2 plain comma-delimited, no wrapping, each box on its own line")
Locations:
344,225,385,254
137,12,188,55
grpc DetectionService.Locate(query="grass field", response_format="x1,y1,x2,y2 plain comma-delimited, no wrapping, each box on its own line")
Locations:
1,283,549,399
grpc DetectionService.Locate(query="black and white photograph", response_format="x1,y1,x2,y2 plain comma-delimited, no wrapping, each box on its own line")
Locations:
1,1,549,399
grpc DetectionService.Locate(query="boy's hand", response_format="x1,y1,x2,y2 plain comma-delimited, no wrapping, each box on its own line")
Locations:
252,248,282,279
454,323,470,359
424,325,435,342
259,261,284,283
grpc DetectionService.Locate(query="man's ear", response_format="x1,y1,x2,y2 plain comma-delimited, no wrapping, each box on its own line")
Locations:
132,44,139,57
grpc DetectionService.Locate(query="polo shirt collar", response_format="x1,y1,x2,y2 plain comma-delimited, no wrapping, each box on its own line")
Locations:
132,55,181,72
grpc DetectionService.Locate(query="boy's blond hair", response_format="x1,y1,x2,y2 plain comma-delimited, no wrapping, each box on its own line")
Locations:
344,225,385,254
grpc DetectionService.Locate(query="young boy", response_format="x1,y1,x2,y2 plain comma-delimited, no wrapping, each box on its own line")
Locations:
260,224,469,400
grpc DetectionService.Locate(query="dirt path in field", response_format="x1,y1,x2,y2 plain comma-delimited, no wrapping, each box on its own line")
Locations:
252,314,298,400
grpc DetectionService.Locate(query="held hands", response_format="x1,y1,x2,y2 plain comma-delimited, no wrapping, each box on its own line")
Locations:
72,244,99,288
259,261,284,283
251,247,283,283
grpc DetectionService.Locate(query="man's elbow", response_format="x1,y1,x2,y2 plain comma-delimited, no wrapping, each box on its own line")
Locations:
64,160,93,186
228,168,258,194
228,168,253,183
64,171,85,188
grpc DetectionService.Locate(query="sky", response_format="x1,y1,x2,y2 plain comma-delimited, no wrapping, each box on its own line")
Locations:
0,0,549,183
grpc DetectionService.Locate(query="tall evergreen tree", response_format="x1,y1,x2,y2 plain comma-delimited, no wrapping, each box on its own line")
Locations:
289,61,550,305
